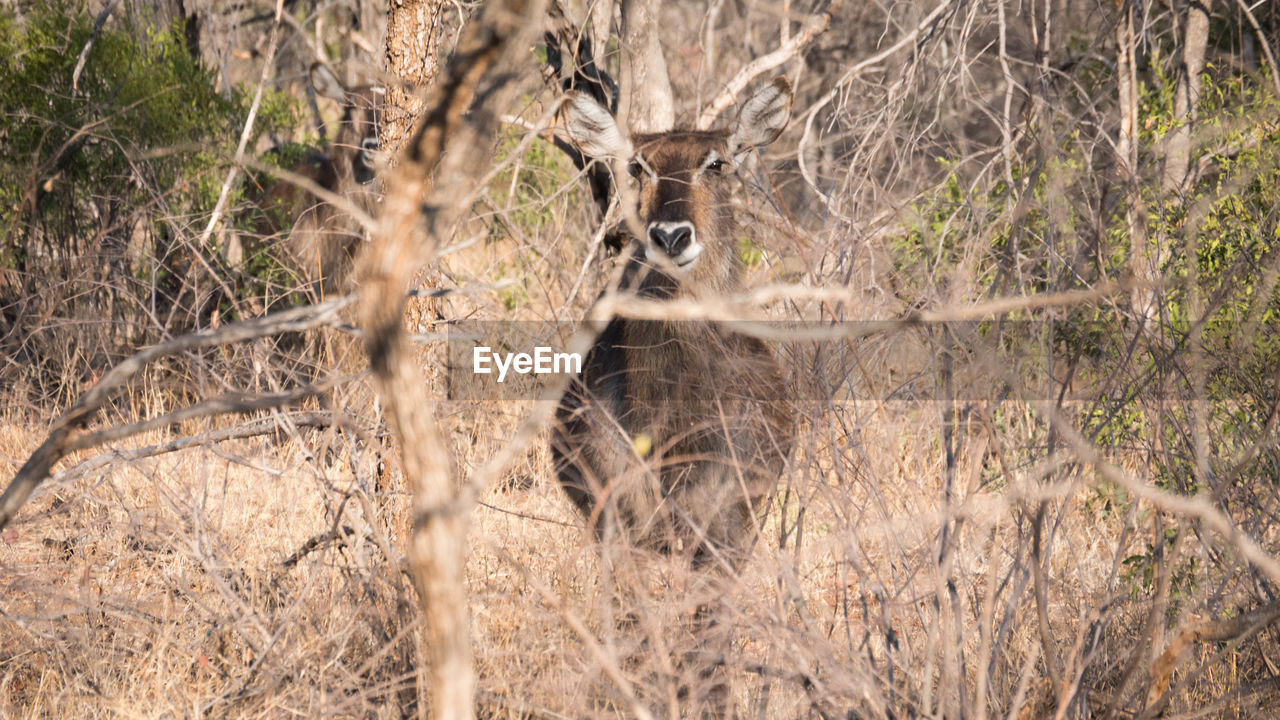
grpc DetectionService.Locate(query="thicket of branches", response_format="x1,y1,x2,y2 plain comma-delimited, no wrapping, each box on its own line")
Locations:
1,0,1279,718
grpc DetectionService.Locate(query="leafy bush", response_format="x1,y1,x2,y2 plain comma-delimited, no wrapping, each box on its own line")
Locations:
0,3,300,402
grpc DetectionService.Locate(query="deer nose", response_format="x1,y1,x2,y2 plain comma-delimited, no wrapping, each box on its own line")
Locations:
647,222,694,257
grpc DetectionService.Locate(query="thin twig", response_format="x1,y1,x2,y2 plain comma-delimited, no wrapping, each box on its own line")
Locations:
793,0,955,212
1139,598,1280,718
1041,404,1280,586
490,542,657,720
1233,0,1280,97
191,0,286,266
0,297,353,529
71,0,122,94
37,412,343,488
696,0,845,129
240,155,379,234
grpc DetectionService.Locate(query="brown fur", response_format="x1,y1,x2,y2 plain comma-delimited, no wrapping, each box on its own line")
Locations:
553,127,795,570
241,72,383,299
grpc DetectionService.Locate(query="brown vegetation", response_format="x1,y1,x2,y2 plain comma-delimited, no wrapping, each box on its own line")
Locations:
2,0,1279,718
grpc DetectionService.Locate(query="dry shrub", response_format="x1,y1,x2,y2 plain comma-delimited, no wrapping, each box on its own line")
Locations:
4,1,1280,718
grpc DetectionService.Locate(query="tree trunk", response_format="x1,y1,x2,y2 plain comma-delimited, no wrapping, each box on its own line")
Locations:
588,0,614,78
1116,3,1153,325
382,6,448,713
362,1,546,718
384,0,447,158
1163,0,1212,197
1131,0,1212,326
620,0,674,133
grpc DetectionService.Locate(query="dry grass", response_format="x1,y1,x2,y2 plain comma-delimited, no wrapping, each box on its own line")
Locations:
4,0,1280,717
4,333,1267,718
4,321,1280,718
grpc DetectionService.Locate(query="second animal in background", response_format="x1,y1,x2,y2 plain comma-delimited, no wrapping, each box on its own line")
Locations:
237,63,384,301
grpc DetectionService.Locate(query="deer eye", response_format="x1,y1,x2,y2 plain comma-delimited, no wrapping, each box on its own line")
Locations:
627,161,644,179
704,157,727,174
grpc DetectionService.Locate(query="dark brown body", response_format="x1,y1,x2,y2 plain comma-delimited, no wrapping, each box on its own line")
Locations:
552,79,797,569
552,281,794,568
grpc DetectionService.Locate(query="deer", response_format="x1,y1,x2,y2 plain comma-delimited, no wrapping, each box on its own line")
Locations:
551,77,797,577
237,62,383,300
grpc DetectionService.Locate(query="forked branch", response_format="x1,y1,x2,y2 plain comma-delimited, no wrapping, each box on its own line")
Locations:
1141,599,1280,717
696,0,845,130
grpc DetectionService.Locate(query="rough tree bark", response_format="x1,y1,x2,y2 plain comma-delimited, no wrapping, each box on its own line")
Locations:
359,0,546,717
383,0,447,158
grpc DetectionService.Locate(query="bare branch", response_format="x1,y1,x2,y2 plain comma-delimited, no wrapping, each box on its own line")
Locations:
1042,404,1280,586
1233,0,1280,97
1142,599,1280,717
0,297,353,530
696,0,845,130
596,277,1146,333
793,0,955,211
71,0,121,94
45,412,353,489
796,0,955,124
240,156,378,235
193,0,285,266
67,385,334,453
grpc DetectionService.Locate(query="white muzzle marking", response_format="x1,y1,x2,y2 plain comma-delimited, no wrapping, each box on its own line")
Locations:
672,243,703,268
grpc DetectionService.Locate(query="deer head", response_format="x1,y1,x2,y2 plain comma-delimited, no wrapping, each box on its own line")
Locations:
309,63,384,185
561,78,793,292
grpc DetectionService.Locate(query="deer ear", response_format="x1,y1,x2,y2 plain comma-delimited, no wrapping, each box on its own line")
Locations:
561,91,631,160
309,62,347,103
728,77,793,164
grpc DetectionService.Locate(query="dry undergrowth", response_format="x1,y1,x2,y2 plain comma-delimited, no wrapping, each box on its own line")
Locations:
4,138,1278,716
4,1,1280,718
7,334,1268,718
